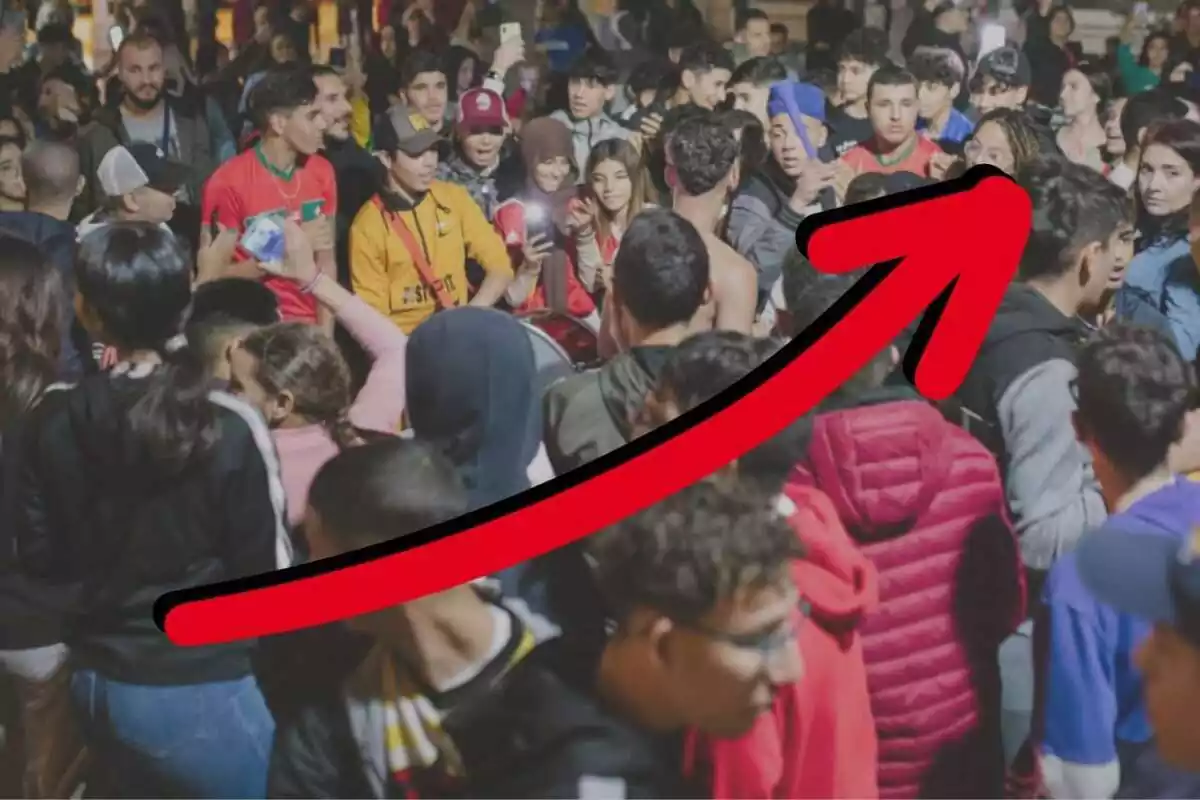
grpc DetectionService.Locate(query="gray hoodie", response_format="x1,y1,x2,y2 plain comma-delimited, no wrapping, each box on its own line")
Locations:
547,110,631,182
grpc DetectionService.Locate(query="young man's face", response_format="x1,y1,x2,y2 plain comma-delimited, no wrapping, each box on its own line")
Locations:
965,120,1015,174
127,185,178,224
276,102,327,156
973,75,1027,113
568,77,613,120
742,19,772,58
1108,222,1135,290
460,127,504,169
1136,624,1200,771
836,58,877,106
917,80,955,119
637,575,804,738
868,82,918,148
118,41,166,110
769,112,826,177
684,67,733,111
405,70,449,129
770,30,788,55
390,147,440,193
314,73,353,142
0,141,24,206
731,81,771,128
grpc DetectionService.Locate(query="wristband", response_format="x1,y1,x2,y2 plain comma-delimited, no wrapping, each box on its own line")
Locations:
300,273,323,294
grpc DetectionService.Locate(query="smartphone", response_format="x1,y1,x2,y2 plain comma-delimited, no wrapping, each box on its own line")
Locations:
241,215,285,264
500,22,522,45
977,22,1006,61
329,47,347,68
108,25,125,51
524,203,556,243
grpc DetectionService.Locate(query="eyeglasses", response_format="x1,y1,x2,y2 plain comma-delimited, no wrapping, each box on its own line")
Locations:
677,598,811,662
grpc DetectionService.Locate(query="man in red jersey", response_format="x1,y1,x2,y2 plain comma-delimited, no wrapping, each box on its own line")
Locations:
839,64,945,179
200,65,338,332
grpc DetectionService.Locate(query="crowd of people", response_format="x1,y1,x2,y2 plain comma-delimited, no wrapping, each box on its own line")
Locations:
5,0,1200,797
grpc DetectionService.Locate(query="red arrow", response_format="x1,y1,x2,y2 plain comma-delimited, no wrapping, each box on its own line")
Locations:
156,166,1031,646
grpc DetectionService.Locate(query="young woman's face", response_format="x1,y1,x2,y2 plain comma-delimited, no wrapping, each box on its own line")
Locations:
1139,142,1200,217
456,57,476,93
1059,69,1096,118
534,156,571,193
1049,9,1073,40
590,158,633,214
965,120,1016,174
270,33,298,65
1147,35,1170,70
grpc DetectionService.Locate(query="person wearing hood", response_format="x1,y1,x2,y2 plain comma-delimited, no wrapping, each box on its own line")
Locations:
6,223,289,797
1038,323,1200,800
0,140,87,380
549,48,632,182
636,331,882,799
435,86,522,222
495,116,598,323
76,143,187,243
783,261,1025,798
727,81,837,314
350,105,513,335
406,305,553,512
543,208,709,474
952,159,1128,768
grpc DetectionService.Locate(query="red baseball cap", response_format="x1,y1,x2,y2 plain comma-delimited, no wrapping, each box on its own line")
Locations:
457,87,509,133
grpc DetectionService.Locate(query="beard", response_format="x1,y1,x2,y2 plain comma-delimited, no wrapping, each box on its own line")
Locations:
124,85,164,111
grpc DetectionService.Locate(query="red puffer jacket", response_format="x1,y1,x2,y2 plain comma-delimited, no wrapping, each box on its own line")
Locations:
787,391,1026,799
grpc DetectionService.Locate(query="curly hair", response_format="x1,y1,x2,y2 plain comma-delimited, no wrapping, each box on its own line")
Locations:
1075,322,1196,478
589,477,804,624
0,235,65,428
239,322,359,450
668,113,740,196
970,107,1044,177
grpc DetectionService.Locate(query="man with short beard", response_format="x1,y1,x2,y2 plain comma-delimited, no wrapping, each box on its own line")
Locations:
312,64,383,287
77,30,217,218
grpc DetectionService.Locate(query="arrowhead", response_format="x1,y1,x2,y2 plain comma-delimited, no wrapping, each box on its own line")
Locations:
796,165,1031,400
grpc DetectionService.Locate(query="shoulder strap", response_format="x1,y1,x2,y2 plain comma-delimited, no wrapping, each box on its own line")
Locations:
372,196,457,311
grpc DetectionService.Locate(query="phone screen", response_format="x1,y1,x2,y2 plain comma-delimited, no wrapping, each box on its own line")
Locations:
241,216,285,263
108,26,125,51
500,23,521,44
329,47,347,68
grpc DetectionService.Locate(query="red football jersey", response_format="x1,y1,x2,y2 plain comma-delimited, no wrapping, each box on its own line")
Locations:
201,146,338,322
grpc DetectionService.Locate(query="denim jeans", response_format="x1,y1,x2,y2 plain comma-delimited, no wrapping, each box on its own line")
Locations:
69,670,274,799
999,620,1035,767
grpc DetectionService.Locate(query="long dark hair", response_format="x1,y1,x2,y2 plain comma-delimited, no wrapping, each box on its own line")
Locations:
76,223,216,471
0,236,65,429
1137,119,1200,247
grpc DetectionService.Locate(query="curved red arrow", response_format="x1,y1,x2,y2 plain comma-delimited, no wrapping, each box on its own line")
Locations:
156,166,1031,646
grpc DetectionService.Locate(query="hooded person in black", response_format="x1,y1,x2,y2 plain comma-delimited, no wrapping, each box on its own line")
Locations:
406,306,543,512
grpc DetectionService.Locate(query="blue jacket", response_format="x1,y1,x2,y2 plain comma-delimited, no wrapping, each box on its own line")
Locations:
1116,237,1200,360
1042,479,1200,797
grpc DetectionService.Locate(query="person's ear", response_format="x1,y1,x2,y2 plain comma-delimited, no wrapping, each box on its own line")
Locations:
950,81,961,100
374,151,393,170
1078,241,1101,289
75,174,85,198
643,610,676,667
1014,86,1029,105
813,122,829,149
681,69,696,91
122,192,139,214
604,84,616,103
727,159,741,191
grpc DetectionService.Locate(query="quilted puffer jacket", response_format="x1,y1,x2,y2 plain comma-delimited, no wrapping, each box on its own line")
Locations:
788,386,1026,799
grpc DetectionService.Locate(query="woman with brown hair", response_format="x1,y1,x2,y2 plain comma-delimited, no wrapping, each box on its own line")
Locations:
573,137,649,297
229,222,409,530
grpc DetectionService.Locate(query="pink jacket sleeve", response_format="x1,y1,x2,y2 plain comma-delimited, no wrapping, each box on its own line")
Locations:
339,296,408,434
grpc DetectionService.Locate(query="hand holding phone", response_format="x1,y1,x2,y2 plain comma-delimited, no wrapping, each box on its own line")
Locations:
241,216,286,265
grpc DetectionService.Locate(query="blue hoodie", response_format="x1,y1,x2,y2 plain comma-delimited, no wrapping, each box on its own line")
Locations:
1041,478,1200,798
